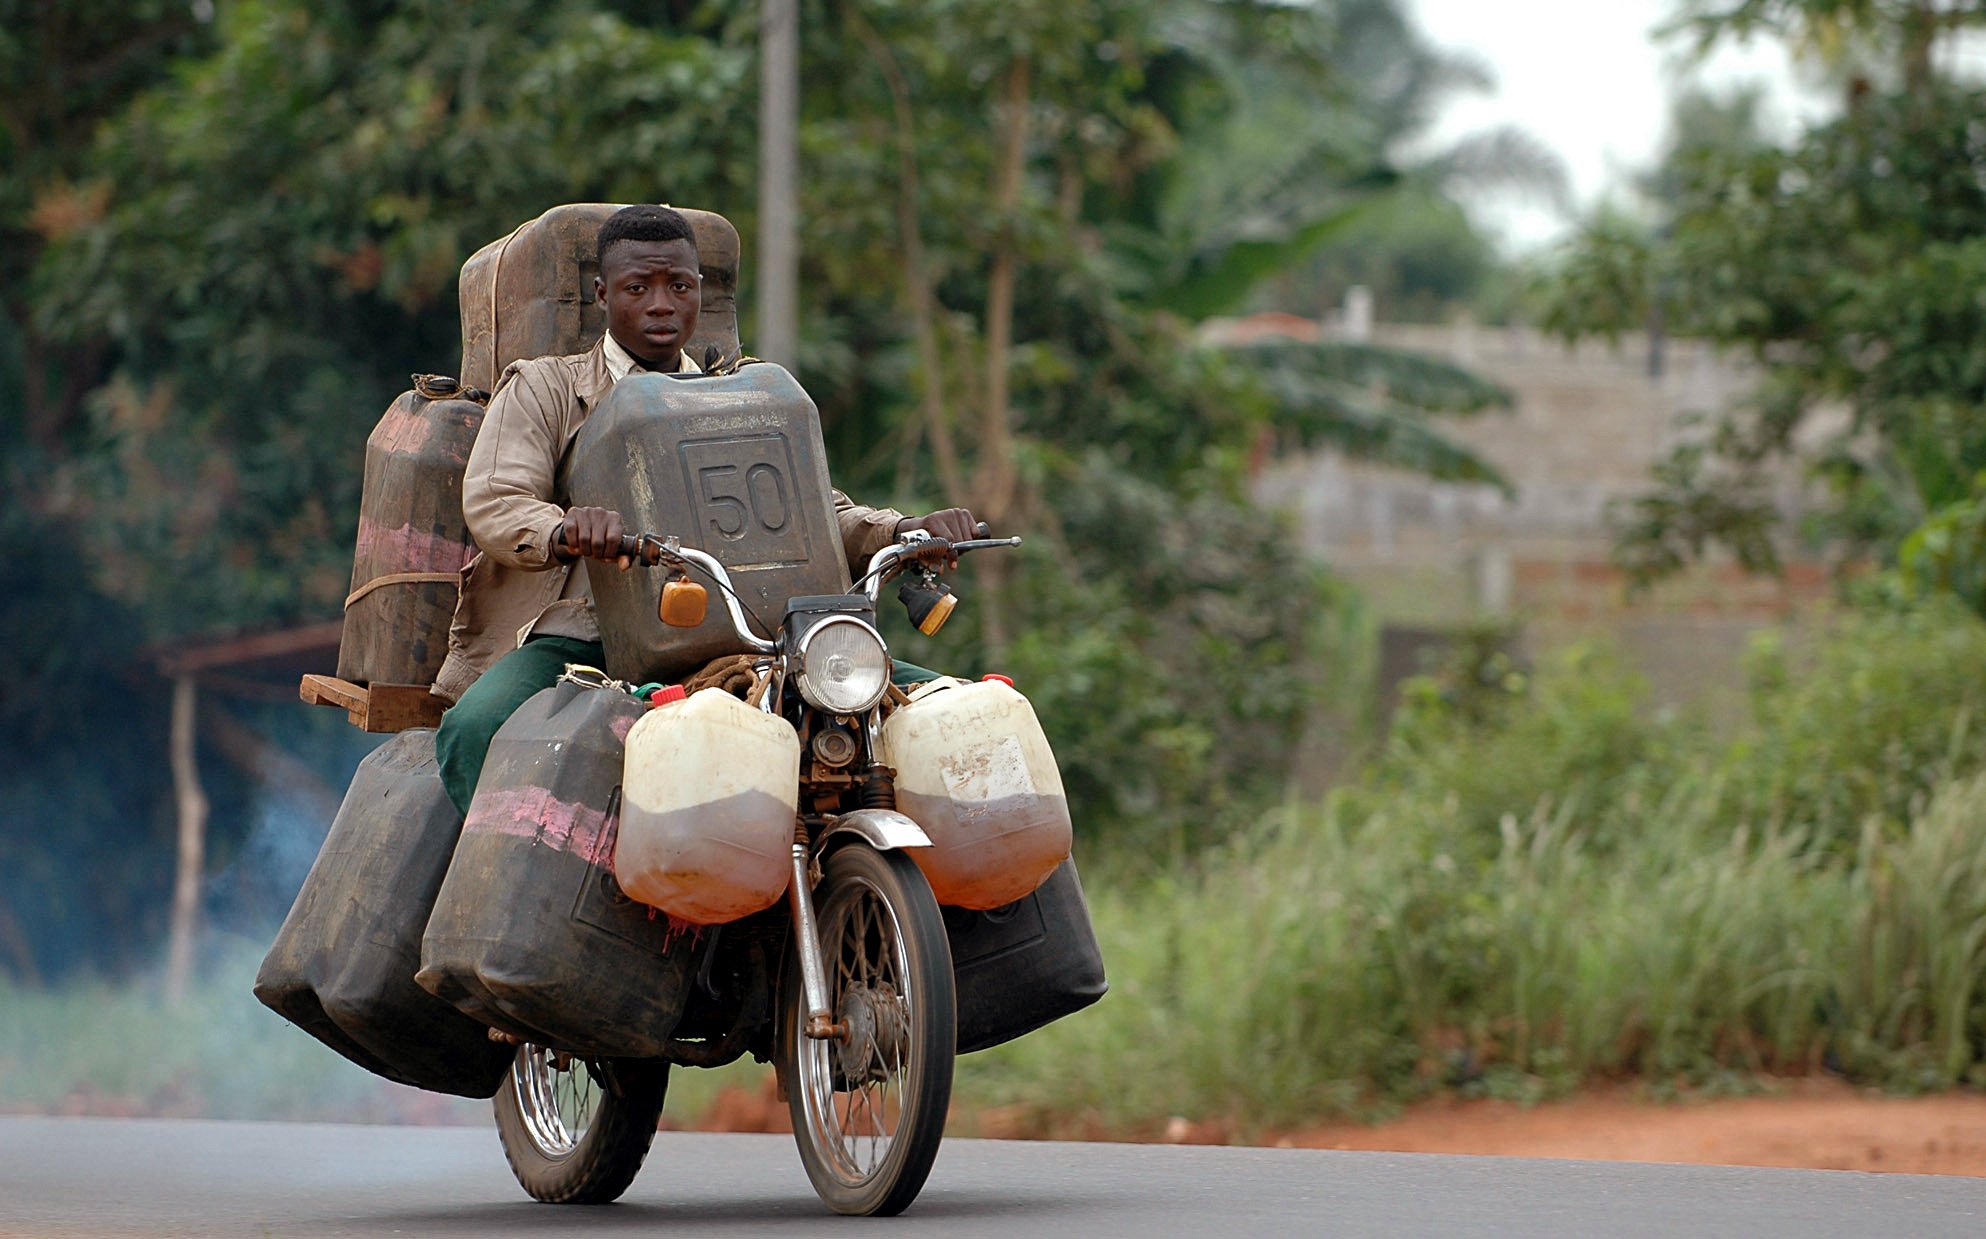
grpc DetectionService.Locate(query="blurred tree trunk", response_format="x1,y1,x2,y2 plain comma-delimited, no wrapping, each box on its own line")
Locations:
847,7,965,502
0,893,40,986
164,676,206,1005
757,0,799,369
973,56,1032,657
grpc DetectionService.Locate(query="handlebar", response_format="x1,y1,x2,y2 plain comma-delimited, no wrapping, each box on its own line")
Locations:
602,522,994,565
858,532,1022,604
618,534,777,654
606,524,1021,652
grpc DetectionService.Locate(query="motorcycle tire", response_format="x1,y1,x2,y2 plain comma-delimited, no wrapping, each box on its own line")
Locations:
780,843,956,1217
492,1045,668,1204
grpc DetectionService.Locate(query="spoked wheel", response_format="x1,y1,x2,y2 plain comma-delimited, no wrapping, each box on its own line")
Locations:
492,1044,668,1204
781,844,956,1216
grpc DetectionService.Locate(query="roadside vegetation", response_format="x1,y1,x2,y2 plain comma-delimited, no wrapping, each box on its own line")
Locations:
12,0,1986,1140
959,599,1986,1132
13,599,1986,1136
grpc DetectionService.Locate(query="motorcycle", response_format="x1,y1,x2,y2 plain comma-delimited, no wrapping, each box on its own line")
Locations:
487,522,1021,1218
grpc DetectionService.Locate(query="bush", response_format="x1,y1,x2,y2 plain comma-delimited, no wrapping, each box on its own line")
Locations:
1373,643,1676,853
1722,602,1986,849
959,602,1986,1131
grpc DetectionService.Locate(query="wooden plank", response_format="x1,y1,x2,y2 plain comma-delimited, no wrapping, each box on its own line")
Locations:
299,673,365,712
362,682,446,733
298,675,445,733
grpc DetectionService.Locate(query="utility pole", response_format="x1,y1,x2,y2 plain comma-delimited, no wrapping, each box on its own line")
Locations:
758,0,799,369
165,675,206,1005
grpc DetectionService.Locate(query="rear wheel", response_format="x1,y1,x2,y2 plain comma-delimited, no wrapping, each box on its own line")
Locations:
492,1045,668,1204
781,844,956,1216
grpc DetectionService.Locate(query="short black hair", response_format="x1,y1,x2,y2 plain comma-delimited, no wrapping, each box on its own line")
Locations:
597,204,697,267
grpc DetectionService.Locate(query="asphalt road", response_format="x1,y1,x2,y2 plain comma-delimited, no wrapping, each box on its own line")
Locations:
2,1117,1984,1238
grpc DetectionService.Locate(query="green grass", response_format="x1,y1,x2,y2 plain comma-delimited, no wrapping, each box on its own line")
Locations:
0,938,487,1123
11,604,1986,1136
954,773,1986,1133
953,604,1986,1133
0,937,776,1127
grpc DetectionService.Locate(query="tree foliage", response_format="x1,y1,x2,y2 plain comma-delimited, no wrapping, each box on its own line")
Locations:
1542,3,1986,601
2,0,1517,974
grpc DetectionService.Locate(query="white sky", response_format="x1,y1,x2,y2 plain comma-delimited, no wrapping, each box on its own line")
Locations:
1401,0,1829,251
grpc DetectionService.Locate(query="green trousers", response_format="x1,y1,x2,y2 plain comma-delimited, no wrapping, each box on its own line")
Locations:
436,637,946,816
436,636,604,816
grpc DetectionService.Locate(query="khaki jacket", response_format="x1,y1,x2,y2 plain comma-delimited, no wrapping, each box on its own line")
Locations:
433,338,903,702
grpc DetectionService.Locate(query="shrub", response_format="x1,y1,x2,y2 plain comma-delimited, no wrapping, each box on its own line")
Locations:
958,602,1986,1131
1721,602,1986,849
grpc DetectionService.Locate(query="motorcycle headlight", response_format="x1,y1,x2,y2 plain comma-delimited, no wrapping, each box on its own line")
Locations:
792,616,890,714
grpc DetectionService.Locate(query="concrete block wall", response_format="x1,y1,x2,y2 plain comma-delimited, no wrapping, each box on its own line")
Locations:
1242,317,1838,707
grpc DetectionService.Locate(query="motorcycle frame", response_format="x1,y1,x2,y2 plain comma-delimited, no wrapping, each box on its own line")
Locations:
641,536,960,1044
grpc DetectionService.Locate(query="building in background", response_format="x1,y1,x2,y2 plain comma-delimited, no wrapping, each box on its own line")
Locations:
1235,307,1837,710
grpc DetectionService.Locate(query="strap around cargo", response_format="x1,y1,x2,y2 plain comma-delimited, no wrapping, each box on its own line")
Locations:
557,664,636,694
487,221,523,382
412,372,489,404
344,571,461,610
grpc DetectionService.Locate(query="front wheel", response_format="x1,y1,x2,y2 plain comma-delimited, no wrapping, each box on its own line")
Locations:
492,1045,668,1204
781,844,956,1216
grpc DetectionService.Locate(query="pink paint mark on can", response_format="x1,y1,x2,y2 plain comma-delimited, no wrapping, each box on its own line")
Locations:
369,399,435,456
609,712,638,744
464,785,610,868
353,521,476,576
368,396,480,463
572,798,618,868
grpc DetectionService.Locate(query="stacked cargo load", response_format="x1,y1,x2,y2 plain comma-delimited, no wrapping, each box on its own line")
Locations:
254,729,512,1096
566,364,851,684
275,202,1106,1098
418,678,699,1059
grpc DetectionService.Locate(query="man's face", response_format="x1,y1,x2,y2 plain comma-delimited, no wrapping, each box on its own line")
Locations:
595,237,702,369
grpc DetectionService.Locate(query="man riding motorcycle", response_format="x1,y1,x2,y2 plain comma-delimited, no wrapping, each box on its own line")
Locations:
431,204,975,813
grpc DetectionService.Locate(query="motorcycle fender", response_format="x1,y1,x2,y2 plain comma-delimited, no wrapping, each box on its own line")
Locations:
821,809,932,852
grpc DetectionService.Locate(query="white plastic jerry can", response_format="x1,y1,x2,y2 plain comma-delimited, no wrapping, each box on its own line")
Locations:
616,688,802,924
879,677,1073,910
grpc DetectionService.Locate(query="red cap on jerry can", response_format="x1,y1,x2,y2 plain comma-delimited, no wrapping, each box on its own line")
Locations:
981,673,1015,688
647,684,688,708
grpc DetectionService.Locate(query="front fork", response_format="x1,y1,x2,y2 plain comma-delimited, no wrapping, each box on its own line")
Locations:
788,828,849,1043
786,704,920,1044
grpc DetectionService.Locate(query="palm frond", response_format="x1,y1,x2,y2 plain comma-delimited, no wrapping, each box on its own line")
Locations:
1239,344,1513,494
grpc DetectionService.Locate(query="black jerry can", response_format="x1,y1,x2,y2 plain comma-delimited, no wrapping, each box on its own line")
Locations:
945,858,1108,1055
417,680,697,1058
336,383,485,691
254,729,513,1097
566,364,852,685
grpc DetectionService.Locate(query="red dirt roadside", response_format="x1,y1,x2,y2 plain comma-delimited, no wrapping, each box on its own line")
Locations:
690,1076,1986,1177
1275,1079,1986,1176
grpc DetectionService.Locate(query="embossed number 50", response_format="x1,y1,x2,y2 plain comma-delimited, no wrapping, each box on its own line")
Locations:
698,464,790,538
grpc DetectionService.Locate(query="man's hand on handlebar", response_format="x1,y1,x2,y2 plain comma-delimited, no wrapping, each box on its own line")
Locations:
894,508,981,569
553,506,633,569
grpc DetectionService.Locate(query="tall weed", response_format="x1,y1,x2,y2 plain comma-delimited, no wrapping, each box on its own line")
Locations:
1723,603,1986,847
965,604,1986,1130
0,943,484,1123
